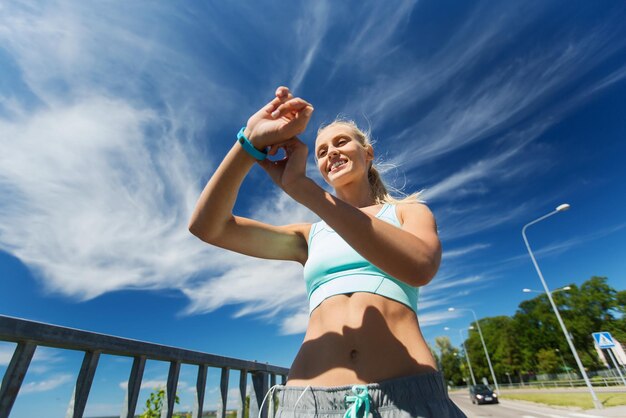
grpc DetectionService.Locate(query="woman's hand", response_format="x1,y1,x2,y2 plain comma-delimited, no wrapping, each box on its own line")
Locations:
245,87,314,149
258,136,310,196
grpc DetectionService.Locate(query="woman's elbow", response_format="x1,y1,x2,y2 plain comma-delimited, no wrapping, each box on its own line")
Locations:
187,217,203,237
188,220,219,244
420,264,439,286
406,258,440,287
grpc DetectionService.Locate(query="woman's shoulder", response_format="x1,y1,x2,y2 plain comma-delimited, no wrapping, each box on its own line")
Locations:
394,200,435,225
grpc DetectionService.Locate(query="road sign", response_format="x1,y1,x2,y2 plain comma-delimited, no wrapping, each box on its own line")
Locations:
592,331,616,349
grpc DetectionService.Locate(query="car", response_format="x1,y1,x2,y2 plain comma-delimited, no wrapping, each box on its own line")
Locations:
469,384,499,404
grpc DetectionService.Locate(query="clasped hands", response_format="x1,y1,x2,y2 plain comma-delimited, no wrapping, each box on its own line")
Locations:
245,86,315,195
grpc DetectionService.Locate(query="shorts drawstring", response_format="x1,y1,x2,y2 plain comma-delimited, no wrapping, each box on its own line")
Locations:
258,384,311,418
292,385,311,414
258,384,281,418
343,385,370,418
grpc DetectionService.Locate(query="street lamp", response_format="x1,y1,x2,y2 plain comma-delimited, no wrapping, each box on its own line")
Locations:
448,307,500,394
444,326,477,386
522,203,602,409
522,286,571,294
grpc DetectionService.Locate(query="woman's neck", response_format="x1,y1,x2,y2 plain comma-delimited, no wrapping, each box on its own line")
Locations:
335,180,376,208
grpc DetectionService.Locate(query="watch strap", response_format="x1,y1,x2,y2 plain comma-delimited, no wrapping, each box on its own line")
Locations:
237,127,267,161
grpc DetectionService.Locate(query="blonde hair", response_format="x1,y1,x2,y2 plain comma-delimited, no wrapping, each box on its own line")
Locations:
317,119,422,205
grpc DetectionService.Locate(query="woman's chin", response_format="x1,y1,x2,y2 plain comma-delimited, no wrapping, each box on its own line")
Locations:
327,171,354,188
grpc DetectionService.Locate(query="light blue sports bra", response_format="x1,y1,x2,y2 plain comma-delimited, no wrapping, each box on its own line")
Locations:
303,203,419,314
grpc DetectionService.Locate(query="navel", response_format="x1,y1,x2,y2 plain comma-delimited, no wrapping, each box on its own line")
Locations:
349,349,358,361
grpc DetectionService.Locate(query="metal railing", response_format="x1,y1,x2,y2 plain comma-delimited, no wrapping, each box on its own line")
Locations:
496,376,626,389
0,314,289,418
451,376,626,391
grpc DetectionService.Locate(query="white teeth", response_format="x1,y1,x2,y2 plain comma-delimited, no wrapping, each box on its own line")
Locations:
330,160,346,171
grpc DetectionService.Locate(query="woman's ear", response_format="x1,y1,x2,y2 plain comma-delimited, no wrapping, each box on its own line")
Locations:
366,144,374,162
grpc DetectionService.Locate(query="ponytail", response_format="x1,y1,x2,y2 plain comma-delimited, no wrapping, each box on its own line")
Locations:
368,165,391,204
369,163,422,205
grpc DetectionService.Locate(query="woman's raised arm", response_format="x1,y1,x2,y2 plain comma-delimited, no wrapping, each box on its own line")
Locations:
188,87,314,265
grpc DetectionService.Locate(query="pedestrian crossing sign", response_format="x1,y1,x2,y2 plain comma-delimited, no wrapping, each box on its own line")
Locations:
592,331,616,349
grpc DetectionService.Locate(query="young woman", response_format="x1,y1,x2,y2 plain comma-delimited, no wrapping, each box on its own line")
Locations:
189,87,466,418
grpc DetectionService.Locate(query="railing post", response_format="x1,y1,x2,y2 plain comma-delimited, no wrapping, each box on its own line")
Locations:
252,371,269,418
219,367,230,418
193,364,208,418
161,361,181,418
237,370,247,418
120,355,146,418
269,374,277,417
66,350,100,418
0,342,36,418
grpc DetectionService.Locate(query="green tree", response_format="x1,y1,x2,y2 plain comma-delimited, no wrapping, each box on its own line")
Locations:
244,395,250,418
615,290,626,314
455,276,623,380
435,336,463,385
140,387,182,418
456,351,471,385
429,344,441,370
513,294,563,373
462,316,521,383
536,348,560,374
560,277,616,368
607,289,626,342
510,276,622,374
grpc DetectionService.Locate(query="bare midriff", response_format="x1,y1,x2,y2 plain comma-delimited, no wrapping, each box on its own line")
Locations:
285,292,437,387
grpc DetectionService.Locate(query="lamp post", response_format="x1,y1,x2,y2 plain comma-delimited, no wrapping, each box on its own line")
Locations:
448,307,500,394
522,286,571,294
444,326,477,386
522,203,602,409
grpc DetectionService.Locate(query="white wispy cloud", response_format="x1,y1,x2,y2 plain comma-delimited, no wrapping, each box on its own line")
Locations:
119,379,164,391
505,221,626,265
0,345,64,373
83,403,124,417
326,1,418,80
417,310,463,328
289,1,331,92
0,344,13,366
437,200,536,241
443,243,491,260
119,378,190,391
181,257,307,320
278,307,311,335
425,275,486,292
20,373,73,394
0,97,210,299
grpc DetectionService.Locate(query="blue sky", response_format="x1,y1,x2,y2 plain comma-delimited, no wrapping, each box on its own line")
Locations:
1,0,625,416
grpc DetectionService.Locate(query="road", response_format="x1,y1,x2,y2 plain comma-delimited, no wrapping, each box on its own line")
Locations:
449,392,609,418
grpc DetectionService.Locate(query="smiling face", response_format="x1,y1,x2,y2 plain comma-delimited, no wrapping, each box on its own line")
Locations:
315,123,374,189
